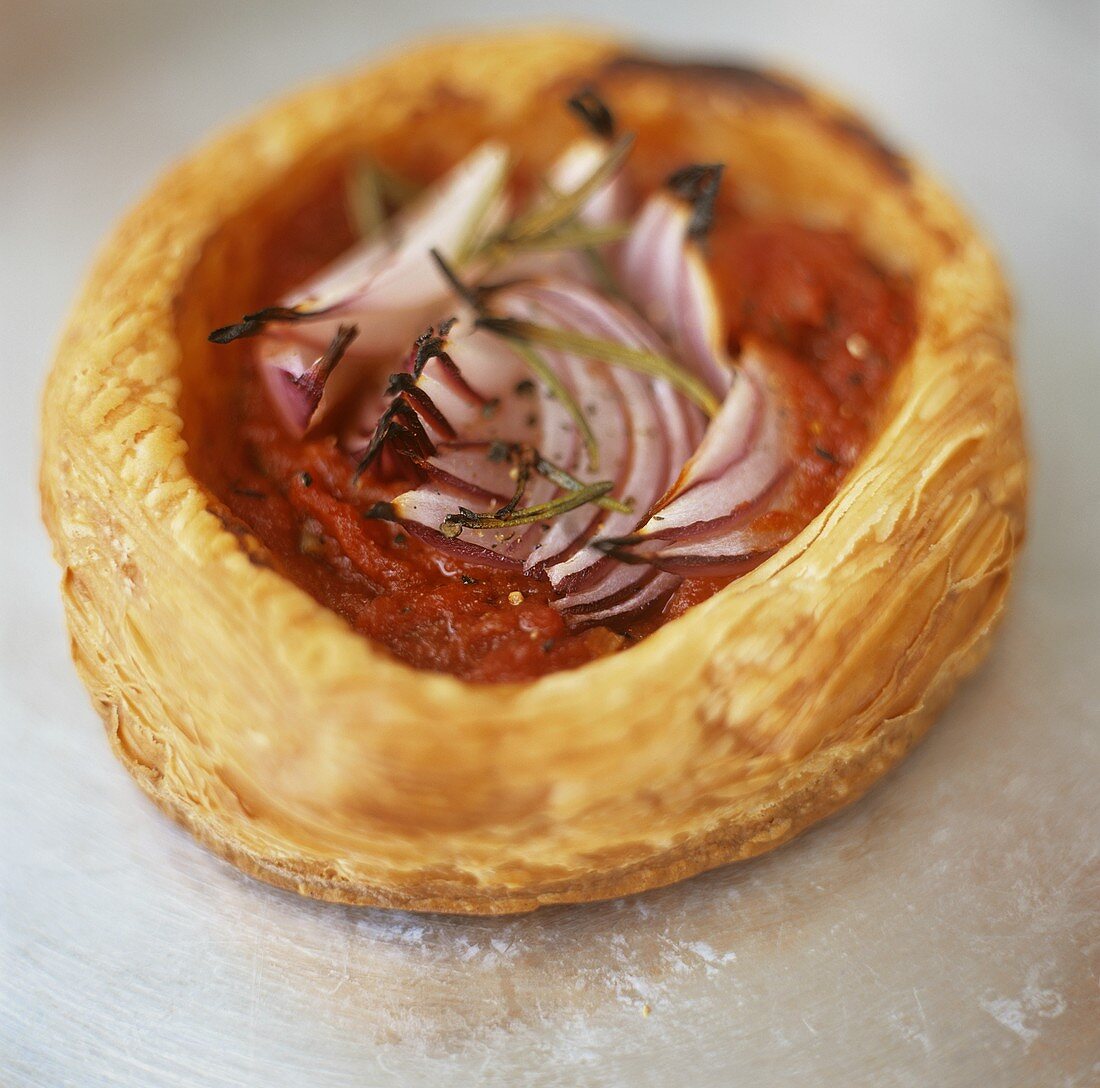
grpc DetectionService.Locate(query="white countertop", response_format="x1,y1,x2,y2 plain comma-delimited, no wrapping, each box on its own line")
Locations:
2,1,1097,1085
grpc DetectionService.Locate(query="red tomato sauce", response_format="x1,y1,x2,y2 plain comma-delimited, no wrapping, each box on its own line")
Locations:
199,185,915,682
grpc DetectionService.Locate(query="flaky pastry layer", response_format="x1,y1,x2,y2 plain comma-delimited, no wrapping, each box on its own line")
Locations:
41,30,1026,913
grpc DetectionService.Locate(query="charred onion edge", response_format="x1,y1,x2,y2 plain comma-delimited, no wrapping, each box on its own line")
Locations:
666,163,725,241
289,324,359,415
566,86,616,139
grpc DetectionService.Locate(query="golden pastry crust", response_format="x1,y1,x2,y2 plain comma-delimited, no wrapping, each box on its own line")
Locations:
40,29,1026,914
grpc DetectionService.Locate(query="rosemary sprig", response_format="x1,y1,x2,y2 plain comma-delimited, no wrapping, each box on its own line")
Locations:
502,337,600,471
346,157,421,240
446,441,632,516
495,134,634,245
528,177,626,295
440,481,614,538
208,304,333,344
532,451,632,514
481,222,631,260
477,440,633,514
476,317,720,416
452,153,513,268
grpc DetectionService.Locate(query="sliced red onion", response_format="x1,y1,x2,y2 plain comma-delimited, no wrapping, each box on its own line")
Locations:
271,143,509,357
381,313,570,537
625,521,792,578
640,353,785,538
601,349,793,576
553,557,670,614
255,335,331,435
381,279,705,579
563,568,680,627
254,325,362,436
619,192,732,396
502,281,702,595
378,321,577,564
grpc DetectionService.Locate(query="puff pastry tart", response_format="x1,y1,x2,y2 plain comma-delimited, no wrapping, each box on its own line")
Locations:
41,30,1026,913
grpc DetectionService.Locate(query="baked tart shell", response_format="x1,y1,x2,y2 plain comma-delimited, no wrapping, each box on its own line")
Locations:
40,30,1027,914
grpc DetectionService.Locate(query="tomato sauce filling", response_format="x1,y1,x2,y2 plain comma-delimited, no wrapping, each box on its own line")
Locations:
198,175,915,682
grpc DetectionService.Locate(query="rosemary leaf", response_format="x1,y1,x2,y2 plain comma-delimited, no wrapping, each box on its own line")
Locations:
452,153,512,269
347,158,388,241
501,134,634,243
534,456,633,514
429,249,483,312
580,246,623,299
500,337,600,471
488,222,631,256
480,318,720,416
440,481,614,538
346,157,422,241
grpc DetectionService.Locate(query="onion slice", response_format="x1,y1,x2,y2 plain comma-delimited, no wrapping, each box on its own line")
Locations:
377,280,709,580
619,184,732,397
282,142,509,349
596,348,793,576
209,142,510,364
254,324,358,435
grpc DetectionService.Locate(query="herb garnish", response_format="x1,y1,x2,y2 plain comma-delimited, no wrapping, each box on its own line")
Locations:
346,157,420,241
476,317,720,416
490,134,634,249
208,305,335,345
440,481,614,538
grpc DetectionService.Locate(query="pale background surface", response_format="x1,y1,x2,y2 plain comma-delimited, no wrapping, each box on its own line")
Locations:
1,1,1098,1085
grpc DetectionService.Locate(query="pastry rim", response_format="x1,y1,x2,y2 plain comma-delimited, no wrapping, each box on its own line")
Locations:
40,29,1027,914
